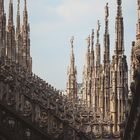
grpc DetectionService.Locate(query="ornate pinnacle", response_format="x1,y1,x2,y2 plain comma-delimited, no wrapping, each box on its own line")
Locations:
97,20,101,44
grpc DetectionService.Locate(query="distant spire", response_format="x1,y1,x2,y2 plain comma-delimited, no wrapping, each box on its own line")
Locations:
16,0,20,34
96,20,101,44
67,36,77,100
8,0,14,26
70,36,75,68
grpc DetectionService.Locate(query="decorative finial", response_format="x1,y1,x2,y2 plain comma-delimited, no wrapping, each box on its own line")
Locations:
97,20,101,43
70,36,74,48
86,35,90,48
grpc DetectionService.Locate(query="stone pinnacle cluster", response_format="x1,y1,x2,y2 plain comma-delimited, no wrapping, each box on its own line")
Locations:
0,0,32,72
67,0,128,134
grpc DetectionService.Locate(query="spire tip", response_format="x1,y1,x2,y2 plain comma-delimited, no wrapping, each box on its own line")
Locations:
70,36,74,48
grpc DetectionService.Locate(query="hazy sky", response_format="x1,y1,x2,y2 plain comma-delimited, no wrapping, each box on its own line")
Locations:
4,0,136,90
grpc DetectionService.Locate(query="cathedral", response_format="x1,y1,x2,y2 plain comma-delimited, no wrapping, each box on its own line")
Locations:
0,0,140,140
0,0,32,72
67,0,128,136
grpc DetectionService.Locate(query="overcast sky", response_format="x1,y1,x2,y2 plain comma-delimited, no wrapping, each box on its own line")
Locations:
4,0,136,90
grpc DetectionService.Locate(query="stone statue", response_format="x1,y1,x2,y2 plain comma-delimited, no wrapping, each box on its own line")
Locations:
105,3,109,20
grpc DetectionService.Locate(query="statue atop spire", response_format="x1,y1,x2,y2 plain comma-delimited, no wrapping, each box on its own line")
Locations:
105,3,109,33
105,3,109,20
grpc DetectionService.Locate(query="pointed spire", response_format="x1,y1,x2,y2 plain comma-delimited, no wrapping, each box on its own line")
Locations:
104,3,110,64
16,0,20,34
105,3,109,33
23,0,28,26
8,0,14,26
115,0,124,55
70,36,75,68
96,20,101,44
67,36,77,101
